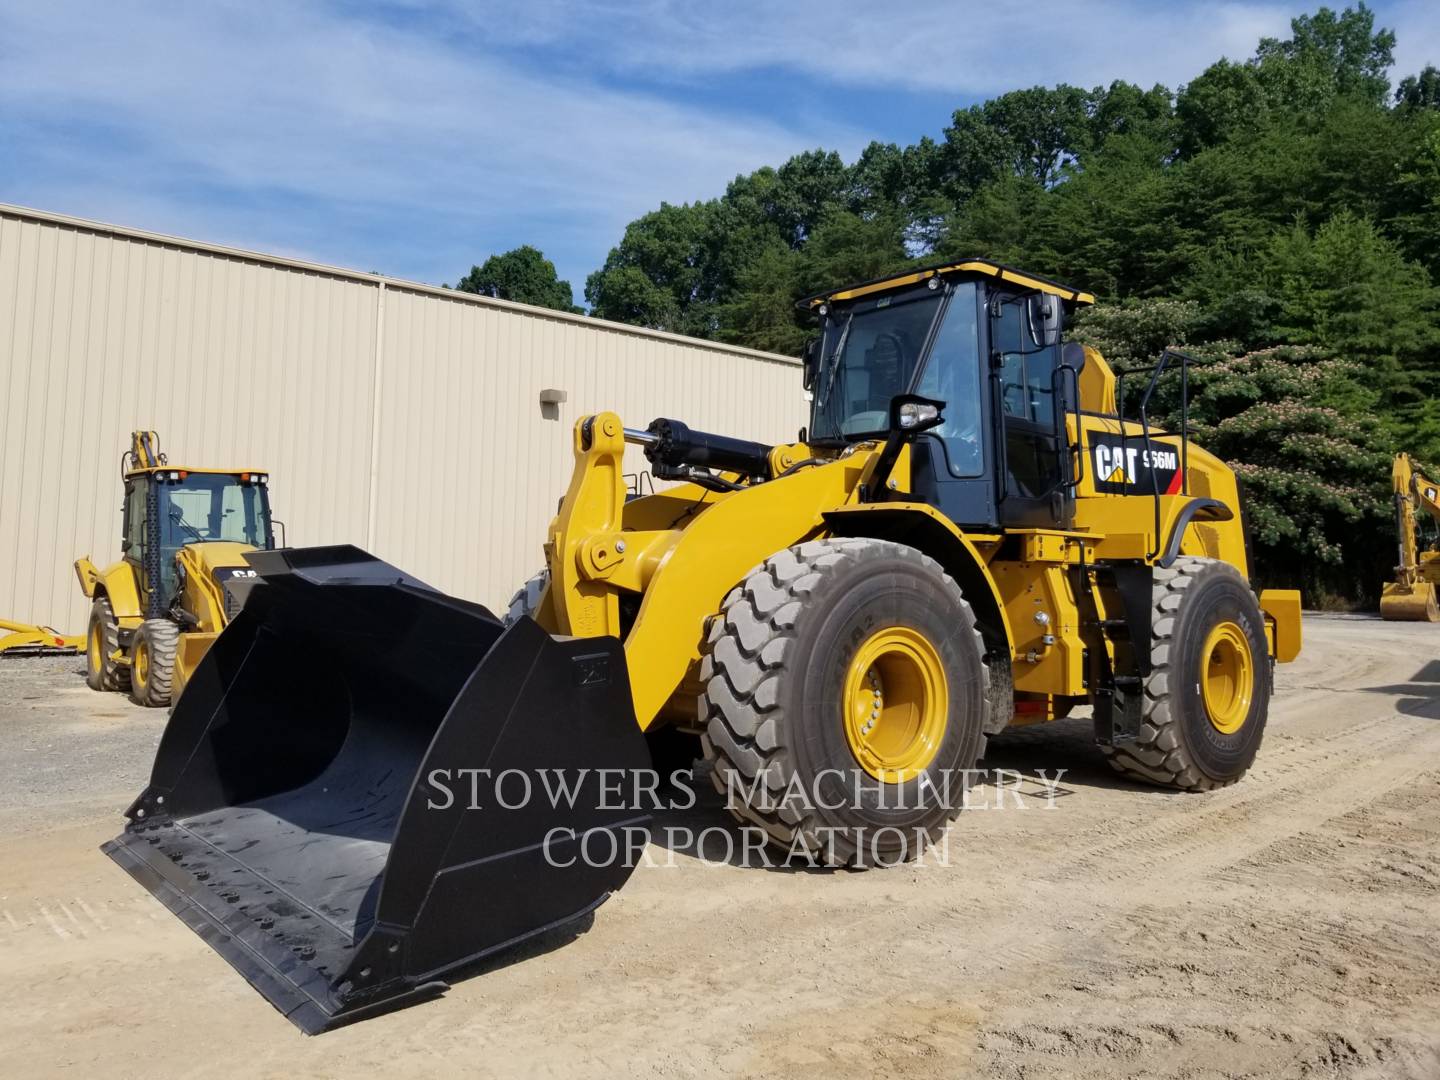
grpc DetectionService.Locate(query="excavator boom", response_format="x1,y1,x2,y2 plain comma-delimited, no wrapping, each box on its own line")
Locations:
1381,453,1440,621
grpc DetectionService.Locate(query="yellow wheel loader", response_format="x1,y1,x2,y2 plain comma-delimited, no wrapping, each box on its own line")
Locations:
1380,452,1440,621
103,261,1302,1032
75,431,277,706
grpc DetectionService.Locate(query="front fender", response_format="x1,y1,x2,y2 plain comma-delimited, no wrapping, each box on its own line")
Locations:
821,503,1013,656
623,456,868,728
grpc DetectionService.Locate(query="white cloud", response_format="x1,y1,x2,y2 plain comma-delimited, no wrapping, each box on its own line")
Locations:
10,1,1415,292
0,1,863,287
437,1,1295,93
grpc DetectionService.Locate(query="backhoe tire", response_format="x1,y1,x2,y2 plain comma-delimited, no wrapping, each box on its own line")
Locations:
1101,556,1270,791
699,538,988,868
86,596,129,692
129,618,180,708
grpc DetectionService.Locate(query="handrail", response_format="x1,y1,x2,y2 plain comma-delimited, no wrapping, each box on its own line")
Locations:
1053,361,1084,489
1113,348,1205,559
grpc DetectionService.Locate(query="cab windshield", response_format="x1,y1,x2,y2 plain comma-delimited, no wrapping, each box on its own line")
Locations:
810,290,943,441
160,474,272,552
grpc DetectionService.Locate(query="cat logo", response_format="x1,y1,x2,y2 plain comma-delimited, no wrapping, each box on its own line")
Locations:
1090,436,1183,495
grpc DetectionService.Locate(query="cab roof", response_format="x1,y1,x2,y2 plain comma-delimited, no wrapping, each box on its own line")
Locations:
124,466,266,480
802,259,1095,309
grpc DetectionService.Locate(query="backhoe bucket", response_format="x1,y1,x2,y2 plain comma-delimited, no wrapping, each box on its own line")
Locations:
102,546,652,1033
1380,580,1440,621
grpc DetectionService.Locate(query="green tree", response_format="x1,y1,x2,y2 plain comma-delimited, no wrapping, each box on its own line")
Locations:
585,201,723,334
940,85,1091,194
1254,2,1395,106
1176,4,1396,155
1396,65,1440,111
454,245,580,313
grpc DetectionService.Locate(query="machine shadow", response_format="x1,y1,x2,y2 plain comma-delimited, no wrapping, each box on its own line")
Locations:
643,714,1173,872
1359,657,1440,720
979,714,1168,794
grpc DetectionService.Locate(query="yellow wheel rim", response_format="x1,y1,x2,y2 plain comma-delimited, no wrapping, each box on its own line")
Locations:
87,622,103,675
134,638,149,689
1201,620,1253,735
842,626,948,782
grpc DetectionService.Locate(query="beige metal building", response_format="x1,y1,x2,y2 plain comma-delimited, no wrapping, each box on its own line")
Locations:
0,203,807,632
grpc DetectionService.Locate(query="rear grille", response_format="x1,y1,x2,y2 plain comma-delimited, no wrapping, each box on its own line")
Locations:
221,583,243,622
213,570,250,622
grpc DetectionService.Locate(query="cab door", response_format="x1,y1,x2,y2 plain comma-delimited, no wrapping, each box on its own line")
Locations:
908,281,997,527
989,293,1072,529
121,475,163,617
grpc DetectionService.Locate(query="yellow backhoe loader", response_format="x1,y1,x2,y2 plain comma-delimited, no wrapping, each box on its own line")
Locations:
104,261,1302,1032
1380,452,1440,621
75,431,277,706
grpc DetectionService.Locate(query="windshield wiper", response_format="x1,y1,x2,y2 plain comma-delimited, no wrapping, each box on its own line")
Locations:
816,312,853,409
168,507,205,543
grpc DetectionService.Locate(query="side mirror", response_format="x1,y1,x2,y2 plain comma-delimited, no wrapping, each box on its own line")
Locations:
1025,292,1062,348
863,395,947,500
802,337,819,391
889,393,946,435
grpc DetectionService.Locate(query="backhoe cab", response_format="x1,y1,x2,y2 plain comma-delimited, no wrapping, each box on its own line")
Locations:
104,261,1302,1032
75,430,276,706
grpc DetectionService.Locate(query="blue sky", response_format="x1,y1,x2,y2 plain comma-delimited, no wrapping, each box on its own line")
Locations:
2,1,1437,303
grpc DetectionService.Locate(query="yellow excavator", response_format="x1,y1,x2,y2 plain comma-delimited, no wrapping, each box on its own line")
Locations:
103,261,1301,1032
1380,452,1440,621
75,431,277,706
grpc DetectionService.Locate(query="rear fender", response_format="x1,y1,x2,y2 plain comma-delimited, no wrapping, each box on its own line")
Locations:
81,560,143,623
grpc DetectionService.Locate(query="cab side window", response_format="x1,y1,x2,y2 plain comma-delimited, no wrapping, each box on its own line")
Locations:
994,302,1057,424
123,480,146,556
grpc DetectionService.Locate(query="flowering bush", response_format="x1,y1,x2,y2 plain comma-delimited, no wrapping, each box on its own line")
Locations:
1075,302,1396,604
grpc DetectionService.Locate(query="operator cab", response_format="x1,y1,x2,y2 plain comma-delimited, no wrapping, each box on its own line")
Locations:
122,467,275,607
803,260,1094,530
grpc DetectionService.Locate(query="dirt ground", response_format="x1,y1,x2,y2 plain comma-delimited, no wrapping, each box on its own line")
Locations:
1,615,1438,1078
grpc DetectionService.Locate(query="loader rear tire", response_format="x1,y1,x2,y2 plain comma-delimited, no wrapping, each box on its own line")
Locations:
130,618,180,708
1101,556,1270,791
699,538,988,868
504,570,550,626
86,596,129,692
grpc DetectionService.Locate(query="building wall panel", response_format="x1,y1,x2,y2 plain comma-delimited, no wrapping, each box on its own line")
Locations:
0,204,806,631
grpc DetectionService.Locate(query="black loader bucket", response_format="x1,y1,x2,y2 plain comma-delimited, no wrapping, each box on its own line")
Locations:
102,546,652,1033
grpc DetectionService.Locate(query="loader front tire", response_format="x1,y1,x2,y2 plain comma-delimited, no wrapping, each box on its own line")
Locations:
700,538,988,868
86,596,129,692
1101,556,1270,791
130,618,180,708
